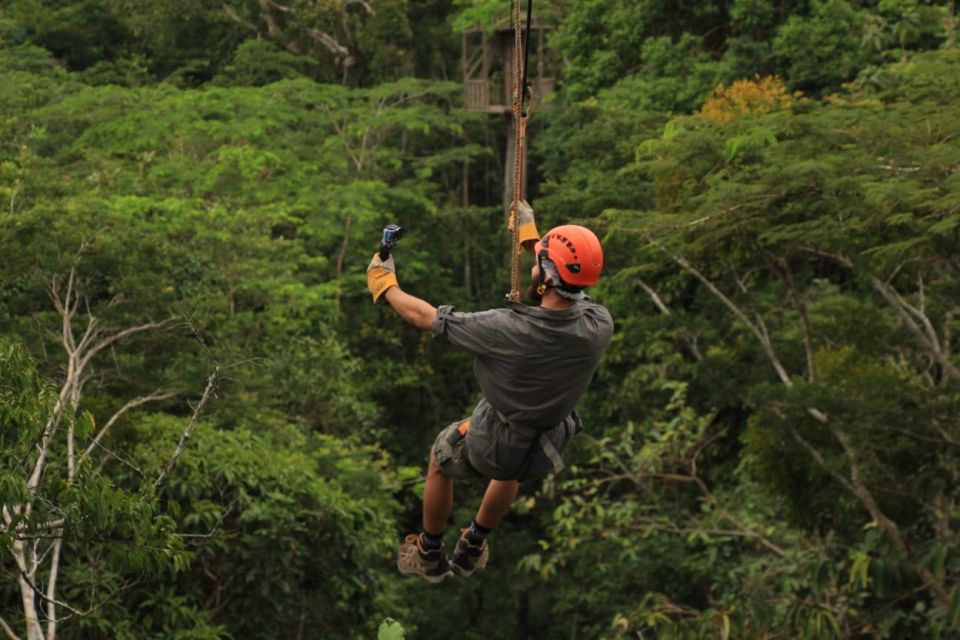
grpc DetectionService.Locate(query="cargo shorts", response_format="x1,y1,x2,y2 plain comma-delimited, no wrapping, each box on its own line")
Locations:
431,419,481,479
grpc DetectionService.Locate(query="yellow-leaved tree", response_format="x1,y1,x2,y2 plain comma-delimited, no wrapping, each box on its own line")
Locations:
698,76,799,122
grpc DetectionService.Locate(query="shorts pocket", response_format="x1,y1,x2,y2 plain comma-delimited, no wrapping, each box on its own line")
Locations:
433,421,478,479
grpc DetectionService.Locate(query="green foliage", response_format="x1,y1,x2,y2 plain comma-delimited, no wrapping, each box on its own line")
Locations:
115,415,406,638
547,0,729,102
0,338,208,638
0,18,485,635
530,47,960,638
624,34,727,114
774,0,876,93
5,0,132,71
451,0,509,33
378,618,406,640
2,0,458,86
213,39,318,87
3,1,960,637
0,71,483,433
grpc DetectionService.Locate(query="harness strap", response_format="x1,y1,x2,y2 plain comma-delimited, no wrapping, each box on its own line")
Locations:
495,410,566,476
538,431,565,474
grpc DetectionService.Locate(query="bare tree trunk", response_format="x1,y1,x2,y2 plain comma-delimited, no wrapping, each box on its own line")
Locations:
12,538,42,640
3,254,180,636
45,540,62,640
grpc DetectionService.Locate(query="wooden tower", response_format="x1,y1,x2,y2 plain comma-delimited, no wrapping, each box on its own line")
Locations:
462,21,556,114
462,21,556,209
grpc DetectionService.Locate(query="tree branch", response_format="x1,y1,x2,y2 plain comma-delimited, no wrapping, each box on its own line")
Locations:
155,369,220,489
262,0,293,12
0,615,21,640
78,389,180,469
870,277,960,383
78,318,176,373
944,307,957,363
45,539,62,639
763,251,817,382
690,475,789,558
306,28,351,60
344,0,375,14
783,422,856,495
796,248,959,383
669,251,941,599
637,279,704,362
625,521,788,558
778,409,949,606
637,279,671,315
798,246,853,268
257,0,286,42
221,3,259,33
28,393,67,495
670,253,794,387
18,565,88,618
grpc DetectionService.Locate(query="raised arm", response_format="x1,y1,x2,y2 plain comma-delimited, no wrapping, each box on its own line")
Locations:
383,286,437,331
366,253,437,331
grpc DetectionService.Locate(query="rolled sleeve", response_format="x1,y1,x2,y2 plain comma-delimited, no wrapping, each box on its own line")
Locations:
432,305,504,354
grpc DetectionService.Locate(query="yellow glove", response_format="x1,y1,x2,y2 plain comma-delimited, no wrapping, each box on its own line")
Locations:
508,199,540,247
366,253,398,303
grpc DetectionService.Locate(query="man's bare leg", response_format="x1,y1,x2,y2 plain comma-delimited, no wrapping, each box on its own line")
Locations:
422,451,453,535
475,479,520,529
397,451,454,583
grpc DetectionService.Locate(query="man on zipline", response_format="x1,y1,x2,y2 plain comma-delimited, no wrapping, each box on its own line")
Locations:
366,202,613,583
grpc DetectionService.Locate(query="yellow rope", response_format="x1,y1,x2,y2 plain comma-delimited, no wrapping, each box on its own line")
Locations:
508,0,526,302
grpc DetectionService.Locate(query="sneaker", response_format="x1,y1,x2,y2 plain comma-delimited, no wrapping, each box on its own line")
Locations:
450,529,489,577
396,534,453,584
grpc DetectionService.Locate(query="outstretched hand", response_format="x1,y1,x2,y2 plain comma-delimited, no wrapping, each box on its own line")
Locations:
367,253,398,303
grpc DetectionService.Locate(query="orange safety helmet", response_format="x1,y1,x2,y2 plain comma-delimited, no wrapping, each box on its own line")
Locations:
534,225,604,288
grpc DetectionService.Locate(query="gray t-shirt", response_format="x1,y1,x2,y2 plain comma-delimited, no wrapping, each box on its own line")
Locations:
432,298,613,479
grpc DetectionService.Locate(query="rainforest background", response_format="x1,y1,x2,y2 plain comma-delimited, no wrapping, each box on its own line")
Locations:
1,0,959,638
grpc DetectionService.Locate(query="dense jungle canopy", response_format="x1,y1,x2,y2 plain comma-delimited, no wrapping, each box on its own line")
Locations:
1,0,959,638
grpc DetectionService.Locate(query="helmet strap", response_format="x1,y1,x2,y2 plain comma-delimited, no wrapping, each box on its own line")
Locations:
535,253,553,296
